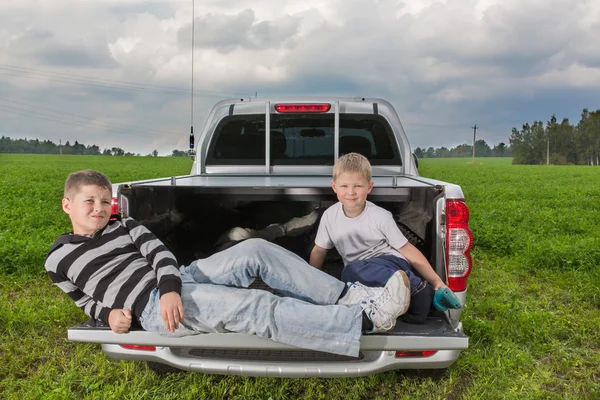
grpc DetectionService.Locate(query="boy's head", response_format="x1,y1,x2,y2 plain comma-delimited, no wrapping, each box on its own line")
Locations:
332,152,372,182
62,170,113,236
331,153,374,216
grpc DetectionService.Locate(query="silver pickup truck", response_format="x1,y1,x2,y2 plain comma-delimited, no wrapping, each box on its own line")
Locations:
68,97,472,377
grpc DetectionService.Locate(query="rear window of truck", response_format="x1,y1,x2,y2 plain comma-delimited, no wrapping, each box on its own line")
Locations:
206,113,401,166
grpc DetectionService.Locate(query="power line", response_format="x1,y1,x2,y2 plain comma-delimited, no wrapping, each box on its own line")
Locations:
402,122,471,129
0,64,246,97
0,103,181,139
0,96,171,136
0,70,191,96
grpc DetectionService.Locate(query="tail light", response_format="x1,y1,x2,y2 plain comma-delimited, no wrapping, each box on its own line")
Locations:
275,103,331,113
445,200,473,292
119,344,156,351
395,350,437,358
111,197,119,216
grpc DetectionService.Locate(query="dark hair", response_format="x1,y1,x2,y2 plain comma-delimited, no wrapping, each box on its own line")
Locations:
64,170,112,198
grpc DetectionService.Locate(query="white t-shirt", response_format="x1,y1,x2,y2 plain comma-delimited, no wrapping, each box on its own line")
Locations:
314,201,409,265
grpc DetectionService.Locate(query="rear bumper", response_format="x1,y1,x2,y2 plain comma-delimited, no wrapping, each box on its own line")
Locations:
70,317,467,377
103,345,462,378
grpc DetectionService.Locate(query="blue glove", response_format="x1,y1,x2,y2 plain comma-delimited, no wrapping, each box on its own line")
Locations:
433,288,462,311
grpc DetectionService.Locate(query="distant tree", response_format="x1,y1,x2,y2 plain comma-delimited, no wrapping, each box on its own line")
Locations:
72,141,86,155
41,139,57,154
546,115,577,164
492,142,507,157
85,144,101,155
0,136,9,152
152,149,158,157
425,147,435,158
0,136,139,156
436,147,451,158
171,150,187,157
413,147,424,158
474,140,490,157
575,109,600,165
451,144,472,158
510,122,546,164
62,141,73,155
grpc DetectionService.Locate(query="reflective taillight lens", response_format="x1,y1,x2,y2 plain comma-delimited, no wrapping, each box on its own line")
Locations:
119,344,156,351
445,200,472,292
111,197,119,216
274,103,331,113
395,350,437,358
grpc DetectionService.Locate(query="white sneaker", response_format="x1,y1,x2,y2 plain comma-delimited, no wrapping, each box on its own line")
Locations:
215,227,257,245
282,210,320,236
362,270,411,333
257,224,285,241
337,281,371,306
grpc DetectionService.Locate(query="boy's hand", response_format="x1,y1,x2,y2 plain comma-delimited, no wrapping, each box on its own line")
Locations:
433,281,448,291
160,292,184,333
108,309,132,333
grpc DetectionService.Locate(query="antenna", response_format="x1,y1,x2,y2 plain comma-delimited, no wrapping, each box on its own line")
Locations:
189,0,195,158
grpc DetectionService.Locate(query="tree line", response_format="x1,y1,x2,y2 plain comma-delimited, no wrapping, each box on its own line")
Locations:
510,109,600,165
0,136,190,157
414,140,511,159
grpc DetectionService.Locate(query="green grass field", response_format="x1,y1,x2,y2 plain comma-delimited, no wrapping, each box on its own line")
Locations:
1,154,599,399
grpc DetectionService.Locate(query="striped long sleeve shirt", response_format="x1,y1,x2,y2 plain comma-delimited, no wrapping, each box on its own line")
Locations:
44,217,182,325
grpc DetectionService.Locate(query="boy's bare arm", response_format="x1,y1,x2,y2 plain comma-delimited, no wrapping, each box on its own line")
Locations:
397,243,447,290
309,245,328,269
160,291,184,333
108,309,132,333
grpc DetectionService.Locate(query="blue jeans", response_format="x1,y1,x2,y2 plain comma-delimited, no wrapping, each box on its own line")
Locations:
342,254,423,294
342,254,433,324
139,239,363,357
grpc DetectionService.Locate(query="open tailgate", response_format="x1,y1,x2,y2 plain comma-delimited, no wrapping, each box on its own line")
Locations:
68,317,468,351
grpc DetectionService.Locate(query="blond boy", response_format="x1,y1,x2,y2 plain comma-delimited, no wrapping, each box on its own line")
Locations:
310,153,448,323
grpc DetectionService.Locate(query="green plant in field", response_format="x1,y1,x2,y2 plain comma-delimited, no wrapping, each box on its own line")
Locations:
1,155,599,399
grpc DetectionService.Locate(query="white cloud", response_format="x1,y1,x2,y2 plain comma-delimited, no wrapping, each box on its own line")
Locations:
0,0,599,154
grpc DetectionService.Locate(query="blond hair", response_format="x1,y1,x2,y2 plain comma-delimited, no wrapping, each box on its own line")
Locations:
64,170,112,199
333,152,372,181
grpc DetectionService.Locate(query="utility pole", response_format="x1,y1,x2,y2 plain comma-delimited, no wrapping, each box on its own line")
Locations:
59,139,62,155
547,136,550,165
471,125,478,163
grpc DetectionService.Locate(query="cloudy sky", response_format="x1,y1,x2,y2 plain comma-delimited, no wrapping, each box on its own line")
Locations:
1,0,599,156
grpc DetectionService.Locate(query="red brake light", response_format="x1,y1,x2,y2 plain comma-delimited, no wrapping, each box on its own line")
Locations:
111,197,119,216
395,350,437,358
274,103,331,113
445,200,473,292
119,344,156,351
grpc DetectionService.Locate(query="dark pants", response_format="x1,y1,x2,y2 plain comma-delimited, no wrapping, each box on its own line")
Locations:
341,255,433,324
